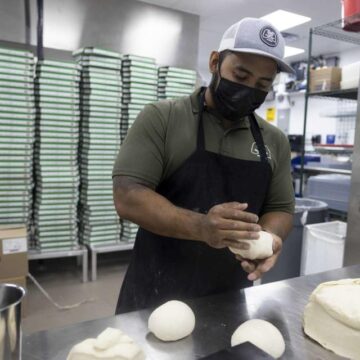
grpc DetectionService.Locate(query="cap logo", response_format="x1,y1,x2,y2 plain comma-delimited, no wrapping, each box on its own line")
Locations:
259,26,278,47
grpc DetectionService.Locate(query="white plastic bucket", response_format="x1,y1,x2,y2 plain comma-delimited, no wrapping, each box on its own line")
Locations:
300,221,346,275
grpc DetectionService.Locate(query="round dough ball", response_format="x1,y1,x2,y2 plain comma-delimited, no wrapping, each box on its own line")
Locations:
229,231,273,260
148,300,195,342
231,319,285,359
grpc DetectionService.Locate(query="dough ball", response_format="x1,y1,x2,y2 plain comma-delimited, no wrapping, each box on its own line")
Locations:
229,231,273,260
231,319,285,359
148,300,195,341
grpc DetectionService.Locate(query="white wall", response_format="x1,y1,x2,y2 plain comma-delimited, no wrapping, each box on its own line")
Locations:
0,0,200,70
257,94,338,142
338,47,360,67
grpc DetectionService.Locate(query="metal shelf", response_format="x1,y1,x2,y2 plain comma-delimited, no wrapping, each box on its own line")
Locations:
313,144,354,154
308,88,359,100
320,110,357,117
312,14,360,45
88,242,134,281
299,15,360,196
294,165,351,175
28,246,88,282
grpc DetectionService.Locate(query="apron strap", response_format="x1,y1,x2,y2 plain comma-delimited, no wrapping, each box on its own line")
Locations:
249,113,269,163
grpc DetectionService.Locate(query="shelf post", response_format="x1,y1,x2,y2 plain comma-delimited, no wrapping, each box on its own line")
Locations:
299,28,313,197
344,76,360,266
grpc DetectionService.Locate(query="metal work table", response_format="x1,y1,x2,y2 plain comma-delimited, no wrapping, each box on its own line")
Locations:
23,265,360,359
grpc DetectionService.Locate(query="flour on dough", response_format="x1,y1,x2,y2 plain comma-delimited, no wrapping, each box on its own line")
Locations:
67,327,145,360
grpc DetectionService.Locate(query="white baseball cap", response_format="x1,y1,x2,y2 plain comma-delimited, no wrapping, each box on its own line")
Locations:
218,17,294,74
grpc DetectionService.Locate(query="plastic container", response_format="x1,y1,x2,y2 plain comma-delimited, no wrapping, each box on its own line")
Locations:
305,174,351,212
342,0,360,32
300,221,346,276
341,61,360,89
326,134,336,144
261,198,328,284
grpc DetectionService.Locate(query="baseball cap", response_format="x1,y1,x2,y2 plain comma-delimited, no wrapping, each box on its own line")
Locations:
218,17,295,74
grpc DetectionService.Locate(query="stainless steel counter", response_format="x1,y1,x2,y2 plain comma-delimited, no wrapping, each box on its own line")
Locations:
23,265,360,360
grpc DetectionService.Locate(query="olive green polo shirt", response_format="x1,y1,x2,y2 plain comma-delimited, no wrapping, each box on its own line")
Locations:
113,88,295,215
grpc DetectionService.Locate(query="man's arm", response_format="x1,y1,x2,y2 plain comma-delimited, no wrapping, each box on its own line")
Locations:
113,175,262,251
113,175,203,241
259,211,293,241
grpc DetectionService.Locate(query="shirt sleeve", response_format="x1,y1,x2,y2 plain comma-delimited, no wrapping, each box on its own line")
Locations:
261,132,295,215
112,103,167,188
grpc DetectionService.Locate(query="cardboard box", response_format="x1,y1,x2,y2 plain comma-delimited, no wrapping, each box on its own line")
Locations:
0,225,28,279
310,67,342,92
0,276,28,317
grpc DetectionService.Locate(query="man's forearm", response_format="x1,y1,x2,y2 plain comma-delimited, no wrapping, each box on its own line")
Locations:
113,177,204,241
259,211,293,241
113,176,265,247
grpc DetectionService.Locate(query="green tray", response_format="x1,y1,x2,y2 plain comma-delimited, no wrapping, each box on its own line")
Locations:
36,65,79,77
78,60,121,70
38,59,80,70
0,53,34,64
123,54,156,64
73,47,122,59
122,76,157,85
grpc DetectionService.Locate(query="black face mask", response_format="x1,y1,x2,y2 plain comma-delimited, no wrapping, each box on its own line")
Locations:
209,69,268,122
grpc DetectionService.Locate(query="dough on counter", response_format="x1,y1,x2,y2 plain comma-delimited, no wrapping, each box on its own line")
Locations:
228,231,273,260
303,278,360,360
231,319,285,359
67,327,145,360
148,300,195,341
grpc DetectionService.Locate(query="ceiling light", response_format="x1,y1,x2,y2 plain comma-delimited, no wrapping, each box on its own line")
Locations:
284,46,305,58
261,10,311,32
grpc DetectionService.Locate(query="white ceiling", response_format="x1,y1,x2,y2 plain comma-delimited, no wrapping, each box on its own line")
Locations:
138,0,357,81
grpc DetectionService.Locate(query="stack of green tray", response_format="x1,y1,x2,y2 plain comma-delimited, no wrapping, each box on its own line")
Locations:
74,47,122,246
121,54,158,143
120,221,139,243
158,66,196,99
33,59,81,250
0,47,35,231
121,54,159,242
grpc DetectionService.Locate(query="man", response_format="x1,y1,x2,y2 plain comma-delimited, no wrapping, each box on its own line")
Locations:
113,17,295,314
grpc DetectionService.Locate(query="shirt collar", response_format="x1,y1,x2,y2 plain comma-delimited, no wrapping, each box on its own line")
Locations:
190,87,264,130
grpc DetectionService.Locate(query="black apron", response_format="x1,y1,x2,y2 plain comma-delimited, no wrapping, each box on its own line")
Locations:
116,88,272,314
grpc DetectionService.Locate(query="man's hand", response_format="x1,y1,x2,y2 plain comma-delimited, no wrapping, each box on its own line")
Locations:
236,233,283,281
199,202,261,250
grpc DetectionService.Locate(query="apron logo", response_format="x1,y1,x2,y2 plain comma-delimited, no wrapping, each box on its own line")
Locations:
251,142,272,160
259,26,278,47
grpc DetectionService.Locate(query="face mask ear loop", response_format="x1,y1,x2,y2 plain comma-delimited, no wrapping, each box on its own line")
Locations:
214,51,225,91
217,51,225,78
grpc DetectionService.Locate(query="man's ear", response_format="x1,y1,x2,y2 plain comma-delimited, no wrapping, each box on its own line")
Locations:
209,51,220,74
